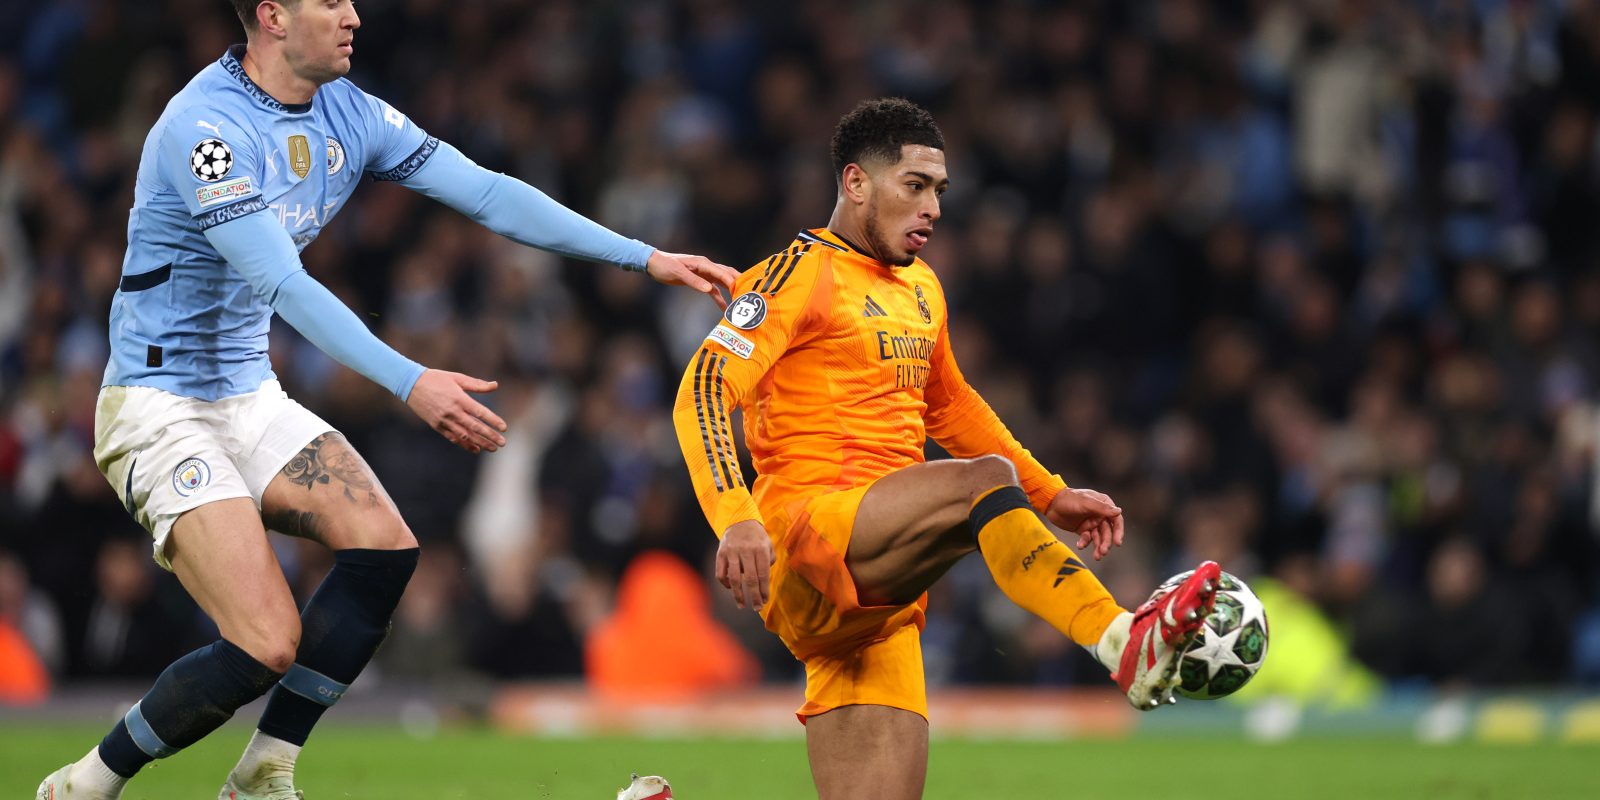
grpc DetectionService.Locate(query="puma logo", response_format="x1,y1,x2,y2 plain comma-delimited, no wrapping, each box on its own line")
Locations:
196,119,225,137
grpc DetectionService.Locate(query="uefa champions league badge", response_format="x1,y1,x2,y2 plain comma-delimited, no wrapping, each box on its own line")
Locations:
172,457,212,497
190,138,234,182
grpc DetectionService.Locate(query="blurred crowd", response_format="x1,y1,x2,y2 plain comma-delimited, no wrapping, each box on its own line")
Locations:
3,0,1600,704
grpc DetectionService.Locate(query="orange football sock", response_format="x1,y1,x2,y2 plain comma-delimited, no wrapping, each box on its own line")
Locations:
971,486,1125,646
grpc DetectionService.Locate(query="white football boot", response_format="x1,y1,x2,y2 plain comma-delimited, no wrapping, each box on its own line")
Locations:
617,773,673,800
218,773,304,800
36,751,126,800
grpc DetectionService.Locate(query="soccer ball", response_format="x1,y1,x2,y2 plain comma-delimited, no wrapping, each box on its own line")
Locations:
1150,569,1268,700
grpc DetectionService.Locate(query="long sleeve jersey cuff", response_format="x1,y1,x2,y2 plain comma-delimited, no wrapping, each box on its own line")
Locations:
1024,472,1070,513
709,488,763,539
400,140,655,270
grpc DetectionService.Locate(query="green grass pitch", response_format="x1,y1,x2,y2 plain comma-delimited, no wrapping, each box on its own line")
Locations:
4,724,1596,799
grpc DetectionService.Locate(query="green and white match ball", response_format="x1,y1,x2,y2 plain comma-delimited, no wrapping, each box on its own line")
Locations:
1150,569,1269,700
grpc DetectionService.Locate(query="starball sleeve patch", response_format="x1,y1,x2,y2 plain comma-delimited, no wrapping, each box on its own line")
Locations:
190,138,235,182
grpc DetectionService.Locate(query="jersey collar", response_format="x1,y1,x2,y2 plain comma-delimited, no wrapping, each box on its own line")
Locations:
220,45,313,115
802,228,919,271
799,228,856,254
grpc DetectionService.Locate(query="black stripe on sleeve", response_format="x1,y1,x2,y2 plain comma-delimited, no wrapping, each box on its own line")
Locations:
711,353,744,488
692,348,728,491
768,244,812,294
753,254,780,288
757,248,799,294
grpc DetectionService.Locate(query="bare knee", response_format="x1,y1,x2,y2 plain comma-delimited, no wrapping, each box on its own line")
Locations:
229,613,300,672
959,454,1018,501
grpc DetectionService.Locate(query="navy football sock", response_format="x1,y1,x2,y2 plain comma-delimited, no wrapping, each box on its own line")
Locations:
256,547,419,746
97,639,283,778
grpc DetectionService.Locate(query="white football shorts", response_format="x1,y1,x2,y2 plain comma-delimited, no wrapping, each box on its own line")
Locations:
93,380,334,570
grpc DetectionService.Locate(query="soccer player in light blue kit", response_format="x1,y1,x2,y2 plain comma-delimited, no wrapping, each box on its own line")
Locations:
36,2,738,799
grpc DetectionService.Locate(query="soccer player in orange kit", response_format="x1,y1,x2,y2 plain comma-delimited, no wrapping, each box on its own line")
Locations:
672,98,1221,799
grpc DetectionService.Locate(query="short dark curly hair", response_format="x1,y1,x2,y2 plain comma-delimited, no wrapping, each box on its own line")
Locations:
229,0,301,31
830,98,945,186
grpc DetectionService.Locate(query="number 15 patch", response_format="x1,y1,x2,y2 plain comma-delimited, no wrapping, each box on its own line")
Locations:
706,326,755,359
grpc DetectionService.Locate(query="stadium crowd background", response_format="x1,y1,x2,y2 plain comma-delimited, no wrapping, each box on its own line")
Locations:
1,0,1599,704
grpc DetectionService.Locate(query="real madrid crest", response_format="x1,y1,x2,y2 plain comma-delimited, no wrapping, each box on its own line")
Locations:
914,284,932,323
288,134,312,179
326,136,346,175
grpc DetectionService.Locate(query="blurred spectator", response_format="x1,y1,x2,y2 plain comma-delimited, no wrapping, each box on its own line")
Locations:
0,549,62,675
70,537,193,679
0,549,52,704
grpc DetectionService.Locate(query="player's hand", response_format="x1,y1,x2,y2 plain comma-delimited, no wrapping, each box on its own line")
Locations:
1045,487,1124,561
716,519,774,612
645,250,740,310
404,369,508,454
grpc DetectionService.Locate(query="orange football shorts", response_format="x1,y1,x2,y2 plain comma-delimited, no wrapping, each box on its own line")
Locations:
762,480,930,722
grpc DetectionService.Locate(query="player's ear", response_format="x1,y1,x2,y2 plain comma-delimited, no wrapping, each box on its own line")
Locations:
841,163,871,206
257,1,291,39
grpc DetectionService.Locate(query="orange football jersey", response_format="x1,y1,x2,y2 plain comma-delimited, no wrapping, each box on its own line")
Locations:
673,228,1067,538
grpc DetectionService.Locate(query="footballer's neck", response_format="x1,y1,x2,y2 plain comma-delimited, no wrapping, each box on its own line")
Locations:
826,203,880,263
241,43,320,106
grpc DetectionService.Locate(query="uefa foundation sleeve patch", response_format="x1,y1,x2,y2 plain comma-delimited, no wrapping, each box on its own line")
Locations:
706,326,755,359
195,176,254,208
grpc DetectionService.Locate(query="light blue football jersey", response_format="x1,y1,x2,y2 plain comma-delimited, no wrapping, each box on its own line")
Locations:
104,45,436,401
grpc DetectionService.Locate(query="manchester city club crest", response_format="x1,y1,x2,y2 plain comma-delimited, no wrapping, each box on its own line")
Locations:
327,136,346,175
172,457,211,497
914,284,931,323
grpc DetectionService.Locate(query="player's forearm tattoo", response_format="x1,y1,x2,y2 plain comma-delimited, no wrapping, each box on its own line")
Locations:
281,432,380,504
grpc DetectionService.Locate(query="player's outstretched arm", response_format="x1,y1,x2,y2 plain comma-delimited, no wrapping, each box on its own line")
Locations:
204,212,505,454
645,250,741,310
394,140,737,304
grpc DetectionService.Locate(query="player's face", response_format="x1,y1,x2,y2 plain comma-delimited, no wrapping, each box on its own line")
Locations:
283,0,361,85
863,145,947,267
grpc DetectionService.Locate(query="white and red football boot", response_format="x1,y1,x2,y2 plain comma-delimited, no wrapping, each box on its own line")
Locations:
1102,561,1221,710
617,773,673,800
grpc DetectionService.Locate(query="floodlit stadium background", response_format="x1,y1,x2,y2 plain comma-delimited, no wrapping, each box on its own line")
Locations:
3,0,1600,750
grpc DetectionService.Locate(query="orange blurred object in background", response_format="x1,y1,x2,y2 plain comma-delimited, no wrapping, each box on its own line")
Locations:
586,551,758,701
